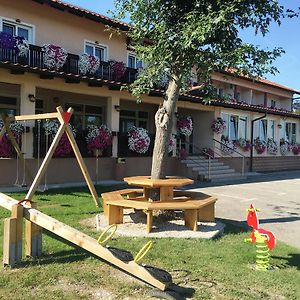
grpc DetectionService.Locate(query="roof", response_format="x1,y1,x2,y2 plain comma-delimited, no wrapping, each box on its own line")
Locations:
33,1,300,96
32,0,130,30
221,69,300,95
1,59,299,119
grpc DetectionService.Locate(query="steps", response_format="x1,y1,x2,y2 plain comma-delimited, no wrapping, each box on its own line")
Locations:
182,156,245,182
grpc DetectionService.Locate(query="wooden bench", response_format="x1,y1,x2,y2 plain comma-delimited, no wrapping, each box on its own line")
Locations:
101,189,217,233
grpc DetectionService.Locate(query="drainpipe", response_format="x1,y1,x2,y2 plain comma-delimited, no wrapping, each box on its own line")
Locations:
250,112,267,172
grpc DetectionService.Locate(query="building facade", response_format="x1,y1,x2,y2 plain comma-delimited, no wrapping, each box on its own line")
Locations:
0,0,299,186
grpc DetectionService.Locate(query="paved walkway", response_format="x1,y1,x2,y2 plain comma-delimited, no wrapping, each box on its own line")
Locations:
190,171,300,249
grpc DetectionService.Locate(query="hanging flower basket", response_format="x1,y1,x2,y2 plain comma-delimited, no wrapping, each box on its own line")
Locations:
85,124,113,154
110,60,126,81
267,138,278,155
177,116,193,137
279,139,291,156
236,138,251,152
221,136,236,154
211,117,226,134
43,44,68,70
43,120,76,157
0,32,29,57
254,138,267,154
128,126,150,154
78,53,100,75
292,143,300,155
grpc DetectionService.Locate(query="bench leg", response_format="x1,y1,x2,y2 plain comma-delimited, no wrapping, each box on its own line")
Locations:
103,199,108,216
184,209,198,231
198,203,215,222
108,205,123,225
145,210,153,233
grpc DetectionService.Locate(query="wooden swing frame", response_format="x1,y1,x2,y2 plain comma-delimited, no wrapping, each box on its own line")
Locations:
0,106,100,207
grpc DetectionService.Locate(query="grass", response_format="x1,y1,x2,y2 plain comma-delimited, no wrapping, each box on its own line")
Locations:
0,186,299,300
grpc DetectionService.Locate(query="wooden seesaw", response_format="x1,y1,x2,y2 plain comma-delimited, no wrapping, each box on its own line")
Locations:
0,193,171,290
0,107,173,292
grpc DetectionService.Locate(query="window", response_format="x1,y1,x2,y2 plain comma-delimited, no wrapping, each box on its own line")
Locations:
285,122,296,143
2,20,33,42
0,96,17,116
221,113,247,140
120,110,149,132
270,100,276,108
259,119,268,141
218,88,224,98
268,120,275,139
238,116,247,139
66,103,104,131
127,53,143,69
229,115,239,140
84,42,107,61
35,99,44,115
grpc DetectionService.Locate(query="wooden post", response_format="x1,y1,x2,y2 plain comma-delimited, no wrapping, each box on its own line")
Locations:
146,210,153,233
184,209,198,231
11,204,23,262
3,218,17,267
25,202,42,258
58,107,100,207
159,186,173,202
3,204,24,267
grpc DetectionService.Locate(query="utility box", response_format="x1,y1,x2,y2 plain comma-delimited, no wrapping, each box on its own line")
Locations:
116,158,126,181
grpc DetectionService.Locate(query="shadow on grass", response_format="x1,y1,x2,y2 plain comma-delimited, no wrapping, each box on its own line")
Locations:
271,253,300,270
37,249,89,265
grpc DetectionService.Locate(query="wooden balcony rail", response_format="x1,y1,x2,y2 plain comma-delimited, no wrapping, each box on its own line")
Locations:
0,44,138,84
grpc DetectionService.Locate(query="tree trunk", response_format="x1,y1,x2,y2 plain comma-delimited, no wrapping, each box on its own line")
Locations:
151,74,181,179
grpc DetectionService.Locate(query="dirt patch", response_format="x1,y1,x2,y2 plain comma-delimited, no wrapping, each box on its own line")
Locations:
95,209,225,239
49,278,116,299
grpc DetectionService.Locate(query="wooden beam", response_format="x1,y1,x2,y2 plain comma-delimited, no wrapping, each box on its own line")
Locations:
57,107,100,208
0,193,168,291
9,112,59,122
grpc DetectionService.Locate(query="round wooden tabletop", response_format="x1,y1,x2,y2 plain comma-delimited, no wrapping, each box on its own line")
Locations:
123,176,194,188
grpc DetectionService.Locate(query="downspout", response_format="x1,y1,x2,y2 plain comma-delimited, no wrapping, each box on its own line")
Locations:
250,112,267,172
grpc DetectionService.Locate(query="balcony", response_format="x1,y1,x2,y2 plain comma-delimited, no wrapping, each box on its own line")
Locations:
0,44,138,85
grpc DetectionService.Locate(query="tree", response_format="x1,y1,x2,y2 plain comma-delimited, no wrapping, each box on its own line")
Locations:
113,0,293,180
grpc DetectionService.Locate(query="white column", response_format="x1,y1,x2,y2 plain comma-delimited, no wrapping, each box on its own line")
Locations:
107,95,120,157
20,83,36,159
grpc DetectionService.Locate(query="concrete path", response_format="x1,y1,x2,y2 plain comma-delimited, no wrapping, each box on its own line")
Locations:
190,171,300,249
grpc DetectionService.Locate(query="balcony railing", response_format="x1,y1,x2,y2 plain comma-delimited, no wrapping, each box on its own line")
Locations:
0,44,138,84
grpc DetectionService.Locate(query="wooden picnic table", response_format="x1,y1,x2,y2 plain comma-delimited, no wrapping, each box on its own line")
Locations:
123,176,194,202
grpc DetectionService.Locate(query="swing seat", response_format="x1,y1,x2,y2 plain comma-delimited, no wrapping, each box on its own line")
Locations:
143,265,173,283
106,246,134,262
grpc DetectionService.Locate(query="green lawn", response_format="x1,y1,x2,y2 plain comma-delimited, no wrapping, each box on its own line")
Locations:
0,186,299,300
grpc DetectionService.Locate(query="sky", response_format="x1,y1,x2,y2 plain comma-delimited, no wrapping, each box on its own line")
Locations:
65,0,300,91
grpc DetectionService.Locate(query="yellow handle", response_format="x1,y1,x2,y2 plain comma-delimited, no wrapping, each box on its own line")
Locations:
97,224,117,245
134,241,153,264
247,208,261,212
244,238,252,243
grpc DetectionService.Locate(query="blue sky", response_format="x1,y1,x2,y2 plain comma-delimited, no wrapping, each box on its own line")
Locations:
65,0,300,91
